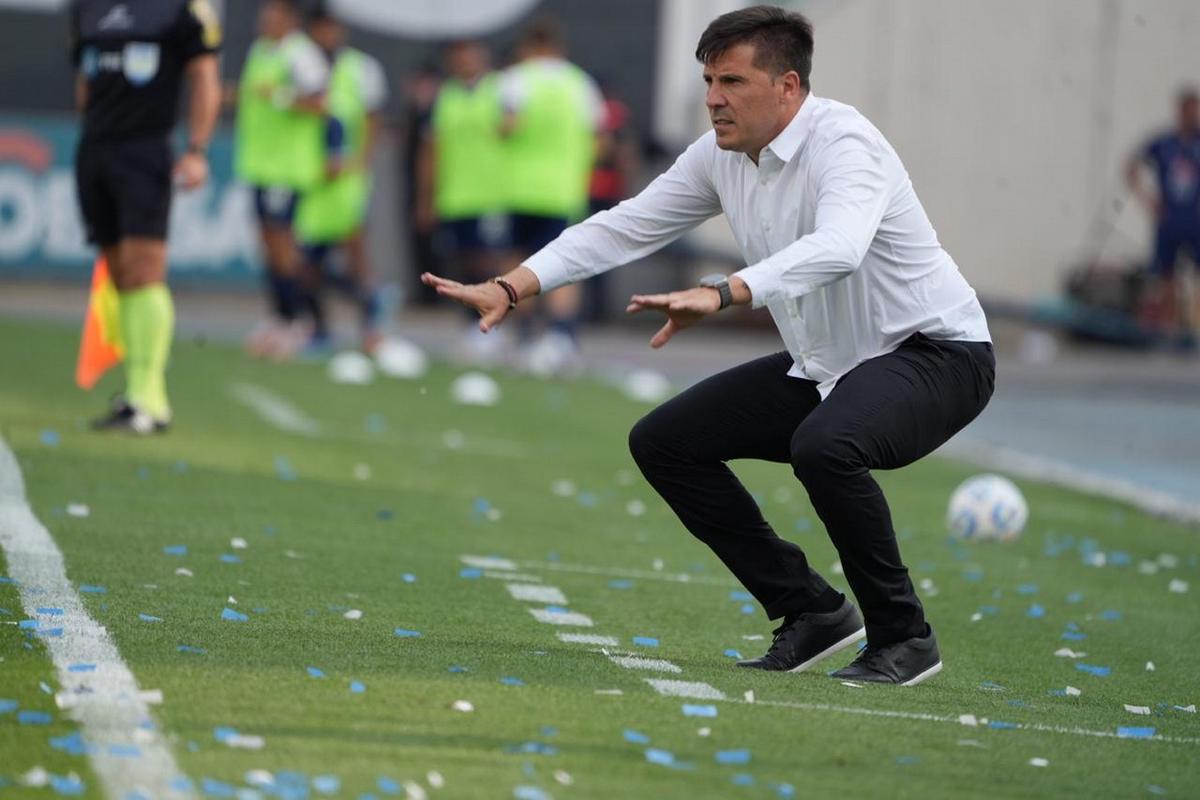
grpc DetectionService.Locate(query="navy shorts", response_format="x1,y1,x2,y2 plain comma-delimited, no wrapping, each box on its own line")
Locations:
253,186,300,227
509,213,568,254
1153,217,1200,277
438,215,509,253
75,136,173,245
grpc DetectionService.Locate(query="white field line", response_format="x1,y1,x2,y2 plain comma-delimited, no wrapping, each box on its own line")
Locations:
228,382,322,437
752,698,1200,746
519,560,738,587
461,555,517,571
938,438,1200,525
557,633,619,646
528,608,594,627
645,679,726,700
608,655,682,673
505,584,567,605
0,437,194,799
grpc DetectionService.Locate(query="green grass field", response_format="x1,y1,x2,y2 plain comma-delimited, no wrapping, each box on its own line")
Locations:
1,316,1197,799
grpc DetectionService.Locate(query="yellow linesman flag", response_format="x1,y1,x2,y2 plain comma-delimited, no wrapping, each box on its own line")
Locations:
75,257,124,390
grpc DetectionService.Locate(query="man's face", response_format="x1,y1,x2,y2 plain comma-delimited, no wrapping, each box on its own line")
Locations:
258,3,294,40
703,43,791,156
447,42,487,81
1180,96,1200,134
309,19,345,53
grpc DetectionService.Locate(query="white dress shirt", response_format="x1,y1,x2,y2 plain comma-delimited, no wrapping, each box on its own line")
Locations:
524,94,991,399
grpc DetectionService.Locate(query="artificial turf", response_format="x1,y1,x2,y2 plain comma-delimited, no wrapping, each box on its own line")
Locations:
0,316,1197,799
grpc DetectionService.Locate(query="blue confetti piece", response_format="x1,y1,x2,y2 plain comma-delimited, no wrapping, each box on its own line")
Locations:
578,491,598,507
19,619,39,629
18,710,52,726
962,569,983,582
608,579,633,589
773,783,796,798
1146,785,1168,795
716,749,751,764
0,699,17,714
220,608,248,622
36,627,64,638
1109,551,1132,567
50,732,90,755
979,680,1006,691
274,456,297,481
68,663,96,672
139,614,162,623
307,666,326,678
40,429,61,446
377,777,400,795
1066,592,1084,603
218,554,241,564
36,607,64,616
723,649,743,658
794,518,812,531
377,509,394,521
401,573,416,583
514,788,552,800
459,568,483,579
472,498,491,515
729,590,753,601
645,748,676,766
1099,610,1122,621
49,775,85,796
623,729,650,744
313,775,341,795
545,605,570,613
200,778,236,798
163,545,187,556
1076,663,1111,677
169,778,194,792
987,720,1019,730
212,727,237,743
365,413,386,434
394,628,422,638
79,585,106,594
682,704,718,717
1117,726,1156,739
1061,631,1087,641
1026,604,1046,619
740,603,756,615
1017,584,1039,595
350,681,365,694
108,743,141,758
732,774,755,786
448,665,469,673
632,636,659,647
896,755,920,765
177,645,206,655
540,725,558,737
0,576,14,584
500,676,526,686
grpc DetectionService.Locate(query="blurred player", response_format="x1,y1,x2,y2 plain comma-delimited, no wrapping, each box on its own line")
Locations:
500,19,603,375
294,6,389,354
233,0,328,358
71,0,221,433
417,39,507,361
1127,87,1200,346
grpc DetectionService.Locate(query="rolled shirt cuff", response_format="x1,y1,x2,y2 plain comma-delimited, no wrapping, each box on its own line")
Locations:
523,247,575,294
732,261,779,310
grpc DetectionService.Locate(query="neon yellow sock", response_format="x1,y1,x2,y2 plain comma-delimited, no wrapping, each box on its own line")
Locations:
118,284,174,419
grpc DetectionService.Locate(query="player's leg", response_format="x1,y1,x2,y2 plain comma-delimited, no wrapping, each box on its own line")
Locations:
791,335,994,682
248,187,306,358
517,215,579,376
628,352,838,618
300,242,331,351
342,228,383,353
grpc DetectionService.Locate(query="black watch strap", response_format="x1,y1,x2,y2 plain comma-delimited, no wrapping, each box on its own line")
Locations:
700,274,733,310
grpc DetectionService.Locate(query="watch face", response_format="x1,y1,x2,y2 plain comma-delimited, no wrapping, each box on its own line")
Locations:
699,273,728,287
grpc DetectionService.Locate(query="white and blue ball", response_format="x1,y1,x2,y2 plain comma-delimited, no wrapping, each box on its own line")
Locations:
947,474,1028,541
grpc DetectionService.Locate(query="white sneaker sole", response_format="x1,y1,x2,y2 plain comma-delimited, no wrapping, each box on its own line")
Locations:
900,660,943,686
788,626,867,673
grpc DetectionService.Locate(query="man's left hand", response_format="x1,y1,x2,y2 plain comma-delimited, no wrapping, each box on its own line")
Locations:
173,152,209,191
626,287,723,348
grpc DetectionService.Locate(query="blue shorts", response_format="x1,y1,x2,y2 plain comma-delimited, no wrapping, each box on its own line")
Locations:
438,215,509,253
509,213,568,254
1153,216,1200,277
253,186,299,227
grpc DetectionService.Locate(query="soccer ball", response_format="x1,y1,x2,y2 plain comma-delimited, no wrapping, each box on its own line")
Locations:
946,474,1028,541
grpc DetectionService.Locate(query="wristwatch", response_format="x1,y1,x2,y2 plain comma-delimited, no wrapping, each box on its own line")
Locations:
699,273,733,310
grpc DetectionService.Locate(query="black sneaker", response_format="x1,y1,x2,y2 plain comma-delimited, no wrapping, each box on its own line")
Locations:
829,628,942,686
736,598,865,672
91,398,169,435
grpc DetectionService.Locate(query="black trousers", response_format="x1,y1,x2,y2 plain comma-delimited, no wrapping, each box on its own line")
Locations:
628,334,995,646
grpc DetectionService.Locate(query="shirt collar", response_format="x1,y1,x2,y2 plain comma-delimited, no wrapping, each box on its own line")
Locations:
764,93,817,164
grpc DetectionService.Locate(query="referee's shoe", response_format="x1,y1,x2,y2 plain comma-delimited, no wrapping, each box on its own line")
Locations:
830,627,943,686
736,597,865,672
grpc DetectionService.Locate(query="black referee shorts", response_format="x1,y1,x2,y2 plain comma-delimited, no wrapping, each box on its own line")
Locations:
75,136,173,246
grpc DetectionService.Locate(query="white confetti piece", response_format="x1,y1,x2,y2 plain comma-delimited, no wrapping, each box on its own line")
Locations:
652,558,664,571
506,584,567,605
958,714,978,727
66,503,90,518
1054,648,1086,659
245,770,274,788
139,689,163,705
557,633,618,646
840,681,864,689
1124,704,1151,715
698,726,712,737
228,596,237,605
1168,579,1188,594
551,479,577,497
285,550,303,559
743,690,755,703
451,372,500,406
403,781,427,800
1157,553,1179,569
1176,705,1196,713
970,613,983,622
957,739,985,748
343,609,363,620
608,655,681,673
353,463,372,481
442,429,465,449
1138,561,1159,575
594,688,623,695
426,771,445,789
451,700,474,713
831,560,844,575
626,499,646,517
1065,686,1081,697
553,771,573,786
174,567,193,577
20,767,50,788
461,555,516,571
742,634,765,641
223,733,264,750
230,537,247,550
1146,661,1155,672
645,679,725,700
1028,758,1049,767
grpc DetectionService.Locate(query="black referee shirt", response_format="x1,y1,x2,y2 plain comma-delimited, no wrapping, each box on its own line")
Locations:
71,0,221,143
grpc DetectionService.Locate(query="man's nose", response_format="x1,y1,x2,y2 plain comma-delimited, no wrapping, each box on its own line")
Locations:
706,85,726,110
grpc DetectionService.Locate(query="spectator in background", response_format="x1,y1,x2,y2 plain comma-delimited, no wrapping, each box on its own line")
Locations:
1127,87,1200,347
417,39,509,362
585,78,639,321
233,0,328,359
294,5,389,354
500,19,603,376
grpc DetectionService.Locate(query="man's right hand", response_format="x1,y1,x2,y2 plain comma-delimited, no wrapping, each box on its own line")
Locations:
421,273,512,333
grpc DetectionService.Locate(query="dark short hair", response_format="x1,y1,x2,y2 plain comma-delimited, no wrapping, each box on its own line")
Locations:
1180,87,1200,107
520,17,564,51
695,5,814,88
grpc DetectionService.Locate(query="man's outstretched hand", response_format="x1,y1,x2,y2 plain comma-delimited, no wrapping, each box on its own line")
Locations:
421,273,512,333
626,287,723,348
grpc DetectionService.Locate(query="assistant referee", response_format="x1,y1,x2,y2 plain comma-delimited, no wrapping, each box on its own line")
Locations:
425,6,995,686
72,0,222,433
